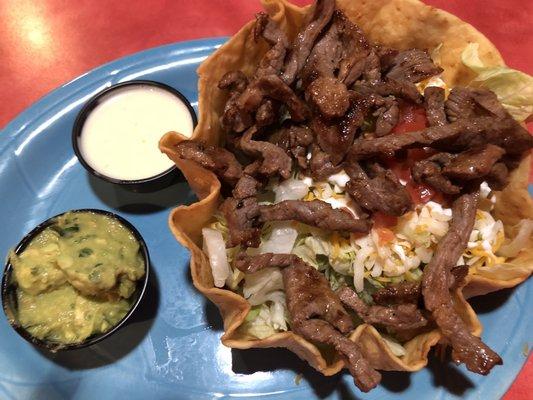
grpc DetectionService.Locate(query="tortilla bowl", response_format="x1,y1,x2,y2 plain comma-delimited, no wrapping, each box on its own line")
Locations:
160,0,533,376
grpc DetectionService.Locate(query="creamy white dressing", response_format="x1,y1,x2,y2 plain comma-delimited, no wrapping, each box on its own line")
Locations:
323,195,359,217
80,85,194,180
327,170,350,190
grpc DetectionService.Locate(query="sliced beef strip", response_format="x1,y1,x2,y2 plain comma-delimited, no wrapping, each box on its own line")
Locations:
219,71,253,132
486,162,509,190
277,125,314,169
422,191,502,375
240,126,292,179
281,0,336,85
336,12,370,84
375,46,399,73
445,87,476,122
445,87,508,122
259,199,371,233
362,50,381,84
411,153,461,195
234,252,381,392
297,319,381,392
386,49,443,83
345,161,413,216
469,89,508,118
284,260,381,392
299,8,370,87
337,286,427,330
220,196,261,248
372,265,469,306
218,71,248,92
424,86,447,127
299,12,343,87
235,252,298,273
373,281,421,306
255,98,280,127
172,141,243,186
309,144,342,180
254,12,289,77
354,79,422,104
232,174,259,199
306,77,351,119
219,14,289,133
311,117,350,165
442,144,505,180
238,74,311,123
311,92,378,165
374,97,399,137
350,116,533,159
236,253,355,332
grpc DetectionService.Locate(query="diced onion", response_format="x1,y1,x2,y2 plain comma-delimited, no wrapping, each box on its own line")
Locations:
353,260,364,292
202,228,231,288
260,222,298,254
275,178,309,202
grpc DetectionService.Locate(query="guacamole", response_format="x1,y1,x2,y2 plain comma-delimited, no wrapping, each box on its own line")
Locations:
9,211,145,344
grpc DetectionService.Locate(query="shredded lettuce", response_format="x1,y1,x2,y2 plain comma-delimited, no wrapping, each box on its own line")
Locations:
274,178,309,202
242,301,288,339
243,267,284,306
462,43,533,122
258,222,298,254
292,235,330,269
241,294,288,339
202,228,231,288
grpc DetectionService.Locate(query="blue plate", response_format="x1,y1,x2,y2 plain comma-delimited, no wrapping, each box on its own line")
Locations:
0,38,530,400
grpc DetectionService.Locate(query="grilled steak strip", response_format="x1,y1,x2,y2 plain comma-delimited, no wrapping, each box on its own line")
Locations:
296,319,381,392
350,116,533,159
281,0,336,85
442,144,505,180
277,125,314,170
337,286,427,330
220,175,262,248
240,126,292,179
309,144,342,180
372,264,469,306
424,86,447,127
235,252,380,392
259,200,371,233
411,152,461,195
254,12,289,77
445,87,508,122
422,191,502,374
345,161,412,216
386,49,443,83
172,141,243,186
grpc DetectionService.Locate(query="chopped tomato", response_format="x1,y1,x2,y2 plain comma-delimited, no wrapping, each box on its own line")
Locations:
375,227,396,244
373,212,398,229
385,155,443,206
407,182,436,204
392,102,428,134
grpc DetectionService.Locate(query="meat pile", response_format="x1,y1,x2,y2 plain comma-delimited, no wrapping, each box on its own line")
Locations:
171,0,532,391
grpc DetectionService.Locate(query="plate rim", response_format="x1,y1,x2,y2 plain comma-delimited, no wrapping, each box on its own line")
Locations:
0,36,530,399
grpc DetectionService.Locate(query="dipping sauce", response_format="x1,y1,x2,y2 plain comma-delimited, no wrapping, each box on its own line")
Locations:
8,211,145,344
79,84,194,181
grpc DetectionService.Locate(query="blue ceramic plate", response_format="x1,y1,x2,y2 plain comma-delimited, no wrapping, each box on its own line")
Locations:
0,38,530,400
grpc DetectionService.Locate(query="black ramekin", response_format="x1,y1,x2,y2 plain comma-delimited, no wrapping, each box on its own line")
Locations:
72,80,197,193
1,209,150,352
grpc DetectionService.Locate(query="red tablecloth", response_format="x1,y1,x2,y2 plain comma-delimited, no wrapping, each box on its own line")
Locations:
0,1,530,398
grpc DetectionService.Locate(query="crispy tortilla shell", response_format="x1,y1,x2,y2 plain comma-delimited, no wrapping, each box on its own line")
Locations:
160,0,532,375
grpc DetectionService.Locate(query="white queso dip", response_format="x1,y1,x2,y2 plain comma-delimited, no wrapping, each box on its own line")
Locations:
80,84,194,181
